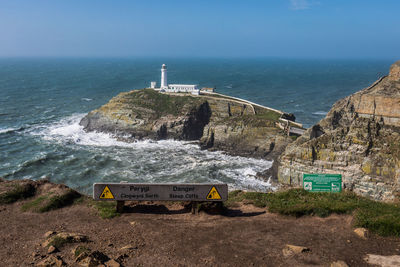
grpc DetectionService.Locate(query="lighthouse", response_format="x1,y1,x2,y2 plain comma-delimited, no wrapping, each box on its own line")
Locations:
161,64,167,89
151,64,200,94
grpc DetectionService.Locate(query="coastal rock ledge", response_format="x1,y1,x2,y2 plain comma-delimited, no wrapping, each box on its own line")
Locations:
278,61,400,201
80,89,293,160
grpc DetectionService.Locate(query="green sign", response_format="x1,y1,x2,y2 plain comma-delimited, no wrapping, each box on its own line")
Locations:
303,174,342,192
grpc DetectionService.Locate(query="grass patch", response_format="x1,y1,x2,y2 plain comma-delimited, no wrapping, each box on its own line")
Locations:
39,190,81,212
221,114,278,128
355,201,400,237
124,89,203,118
21,195,49,212
0,183,36,204
47,236,69,249
21,191,83,212
91,200,120,219
74,245,91,258
227,189,400,237
254,108,282,122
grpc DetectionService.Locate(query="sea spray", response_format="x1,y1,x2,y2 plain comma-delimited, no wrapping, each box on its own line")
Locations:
15,114,275,194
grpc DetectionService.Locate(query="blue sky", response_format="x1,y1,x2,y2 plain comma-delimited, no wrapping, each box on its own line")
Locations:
1,0,399,59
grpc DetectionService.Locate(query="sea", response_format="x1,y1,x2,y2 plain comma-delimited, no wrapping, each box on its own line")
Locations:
0,58,393,194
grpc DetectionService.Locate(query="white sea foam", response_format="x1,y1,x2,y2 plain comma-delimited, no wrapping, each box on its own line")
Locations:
312,111,328,115
31,113,133,147
0,127,18,134
30,114,275,192
81,98,93,101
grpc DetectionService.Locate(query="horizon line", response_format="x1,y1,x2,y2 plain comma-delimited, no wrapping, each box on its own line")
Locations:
0,55,398,61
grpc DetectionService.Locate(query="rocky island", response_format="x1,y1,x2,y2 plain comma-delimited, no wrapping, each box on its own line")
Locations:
80,89,300,160
278,61,400,201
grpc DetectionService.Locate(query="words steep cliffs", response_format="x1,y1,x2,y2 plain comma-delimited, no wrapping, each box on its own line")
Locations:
80,89,293,160
278,61,400,201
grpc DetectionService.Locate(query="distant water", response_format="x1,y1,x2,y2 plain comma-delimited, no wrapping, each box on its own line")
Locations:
0,58,392,193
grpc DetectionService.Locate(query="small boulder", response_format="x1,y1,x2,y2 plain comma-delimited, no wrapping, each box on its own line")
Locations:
330,260,349,267
78,256,100,267
76,250,110,267
72,245,91,261
364,254,400,267
354,228,368,239
120,245,138,251
43,232,88,248
282,244,310,257
281,113,296,122
47,246,58,254
56,232,88,242
44,231,56,239
36,255,65,267
105,259,121,267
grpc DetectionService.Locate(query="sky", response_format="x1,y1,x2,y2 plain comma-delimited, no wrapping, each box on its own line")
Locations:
0,0,399,59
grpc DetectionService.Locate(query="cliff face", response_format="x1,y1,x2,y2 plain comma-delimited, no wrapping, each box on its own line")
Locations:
80,89,292,160
277,61,400,201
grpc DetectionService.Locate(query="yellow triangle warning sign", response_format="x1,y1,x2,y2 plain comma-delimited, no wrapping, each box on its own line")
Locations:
206,186,221,200
99,185,114,199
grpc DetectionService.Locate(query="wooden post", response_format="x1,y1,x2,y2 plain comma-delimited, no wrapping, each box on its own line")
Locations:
116,181,127,213
116,200,125,213
191,201,199,215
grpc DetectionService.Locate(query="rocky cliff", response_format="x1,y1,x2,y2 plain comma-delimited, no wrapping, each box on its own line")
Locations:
277,61,400,201
80,89,293,160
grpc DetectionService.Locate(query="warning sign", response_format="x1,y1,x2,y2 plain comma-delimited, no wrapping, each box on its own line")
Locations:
206,186,221,200
93,183,228,201
99,185,114,199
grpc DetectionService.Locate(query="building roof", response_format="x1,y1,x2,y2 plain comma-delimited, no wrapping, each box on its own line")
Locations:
168,84,198,87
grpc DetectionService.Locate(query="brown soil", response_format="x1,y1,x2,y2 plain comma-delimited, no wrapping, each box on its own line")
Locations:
1,196,400,267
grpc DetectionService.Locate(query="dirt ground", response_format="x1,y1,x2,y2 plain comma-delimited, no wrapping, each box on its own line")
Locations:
1,199,400,267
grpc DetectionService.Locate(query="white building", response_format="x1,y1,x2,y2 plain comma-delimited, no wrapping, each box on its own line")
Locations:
150,64,200,95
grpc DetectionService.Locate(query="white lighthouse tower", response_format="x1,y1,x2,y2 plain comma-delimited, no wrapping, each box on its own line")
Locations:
161,64,167,89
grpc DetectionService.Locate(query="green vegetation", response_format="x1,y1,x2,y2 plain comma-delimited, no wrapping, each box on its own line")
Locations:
21,190,81,212
356,202,400,236
90,200,120,219
126,89,203,118
47,236,69,249
74,245,91,258
254,106,281,121
39,190,81,212
255,110,282,121
221,113,280,128
226,189,400,237
21,195,49,212
0,183,35,204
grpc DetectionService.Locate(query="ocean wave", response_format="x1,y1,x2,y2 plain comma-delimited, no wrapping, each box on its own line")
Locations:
0,127,20,134
30,113,133,147
312,111,328,116
27,113,275,192
81,98,93,101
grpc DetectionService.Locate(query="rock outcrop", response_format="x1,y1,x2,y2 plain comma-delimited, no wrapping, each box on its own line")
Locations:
80,89,293,160
277,61,400,201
